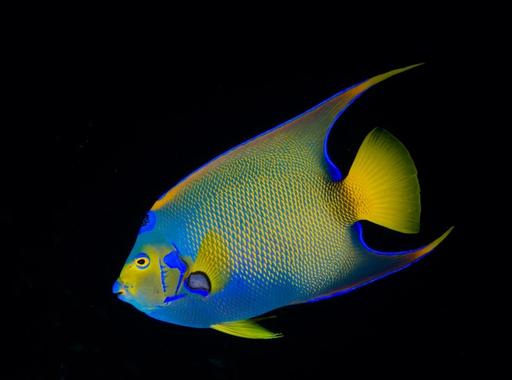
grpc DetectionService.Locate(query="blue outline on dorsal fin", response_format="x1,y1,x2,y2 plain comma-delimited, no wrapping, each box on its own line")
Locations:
322,80,369,181
157,77,371,198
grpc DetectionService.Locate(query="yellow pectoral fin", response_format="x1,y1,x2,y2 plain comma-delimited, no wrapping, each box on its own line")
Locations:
189,230,232,295
211,319,283,339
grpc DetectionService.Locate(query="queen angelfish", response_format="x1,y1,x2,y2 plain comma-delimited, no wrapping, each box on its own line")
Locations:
113,64,453,339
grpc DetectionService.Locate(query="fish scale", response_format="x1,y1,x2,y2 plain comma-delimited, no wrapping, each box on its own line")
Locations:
152,121,356,326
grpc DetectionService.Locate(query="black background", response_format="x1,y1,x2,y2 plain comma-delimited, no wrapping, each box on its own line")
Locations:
8,23,485,380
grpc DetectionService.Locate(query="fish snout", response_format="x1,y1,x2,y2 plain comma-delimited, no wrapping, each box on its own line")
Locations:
113,280,128,300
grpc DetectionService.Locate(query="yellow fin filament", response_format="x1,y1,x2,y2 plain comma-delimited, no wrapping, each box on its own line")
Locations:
407,226,454,261
323,63,425,120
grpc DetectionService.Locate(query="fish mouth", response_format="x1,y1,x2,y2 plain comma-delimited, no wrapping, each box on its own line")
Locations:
112,280,128,299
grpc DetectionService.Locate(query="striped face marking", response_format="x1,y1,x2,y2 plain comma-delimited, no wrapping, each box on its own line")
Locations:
161,247,188,303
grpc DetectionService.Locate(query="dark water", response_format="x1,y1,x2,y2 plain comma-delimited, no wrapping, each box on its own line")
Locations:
10,39,483,379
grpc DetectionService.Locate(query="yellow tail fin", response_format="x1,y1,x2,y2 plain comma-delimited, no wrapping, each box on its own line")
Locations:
342,128,420,233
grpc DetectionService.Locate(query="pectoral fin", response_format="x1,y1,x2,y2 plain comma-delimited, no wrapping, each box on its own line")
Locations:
211,319,283,339
185,230,232,296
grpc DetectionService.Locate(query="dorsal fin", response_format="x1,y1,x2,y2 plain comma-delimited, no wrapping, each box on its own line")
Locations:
313,63,424,180
152,64,424,210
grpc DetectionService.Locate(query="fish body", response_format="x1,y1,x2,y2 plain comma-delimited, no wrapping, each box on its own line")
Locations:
113,64,452,339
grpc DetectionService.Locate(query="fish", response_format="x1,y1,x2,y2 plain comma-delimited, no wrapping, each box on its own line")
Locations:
113,64,453,339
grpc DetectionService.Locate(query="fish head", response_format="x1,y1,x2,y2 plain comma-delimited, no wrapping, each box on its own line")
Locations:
113,235,188,314
113,210,222,327
113,209,191,313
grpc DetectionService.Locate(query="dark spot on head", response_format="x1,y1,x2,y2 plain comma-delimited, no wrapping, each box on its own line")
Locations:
139,211,156,234
186,272,211,296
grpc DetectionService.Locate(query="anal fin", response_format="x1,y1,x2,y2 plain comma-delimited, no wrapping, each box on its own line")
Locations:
307,225,454,303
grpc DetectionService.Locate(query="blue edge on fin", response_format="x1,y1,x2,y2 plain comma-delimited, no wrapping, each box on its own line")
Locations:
308,222,432,303
163,248,188,295
159,78,371,195
323,81,369,181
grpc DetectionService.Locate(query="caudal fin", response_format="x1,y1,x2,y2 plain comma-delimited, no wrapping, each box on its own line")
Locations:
342,128,420,233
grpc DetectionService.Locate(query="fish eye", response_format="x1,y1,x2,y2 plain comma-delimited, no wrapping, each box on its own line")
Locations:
134,253,150,269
